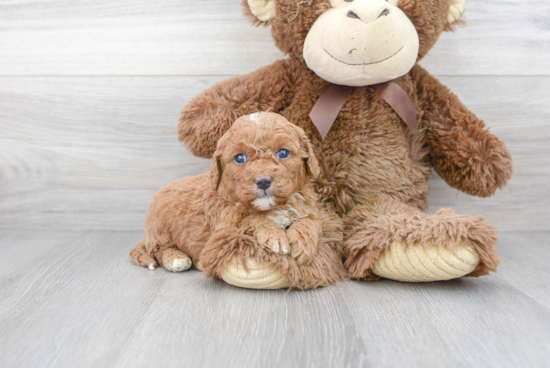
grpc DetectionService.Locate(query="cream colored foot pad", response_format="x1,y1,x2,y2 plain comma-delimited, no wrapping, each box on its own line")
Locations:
371,242,480,282
221,259,291,289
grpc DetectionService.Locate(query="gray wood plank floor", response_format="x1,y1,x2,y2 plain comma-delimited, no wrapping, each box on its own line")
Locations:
1,230,549,368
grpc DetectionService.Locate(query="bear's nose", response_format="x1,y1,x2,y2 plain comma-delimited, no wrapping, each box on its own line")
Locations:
347,10,360,19
377,8,390,19
347,7,391,22
255,176,273,190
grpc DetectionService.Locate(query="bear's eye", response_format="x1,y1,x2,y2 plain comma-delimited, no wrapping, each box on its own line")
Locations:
277,149,290,159
344,0,354,2
234,153,247,164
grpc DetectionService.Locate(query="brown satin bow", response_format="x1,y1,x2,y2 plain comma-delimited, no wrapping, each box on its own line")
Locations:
309,81,417,140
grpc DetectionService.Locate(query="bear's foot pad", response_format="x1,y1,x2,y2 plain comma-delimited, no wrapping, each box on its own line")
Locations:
221,259,291,289
371,242,480,282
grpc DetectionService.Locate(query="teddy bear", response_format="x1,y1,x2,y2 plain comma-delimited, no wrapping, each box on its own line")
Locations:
176,0,513,287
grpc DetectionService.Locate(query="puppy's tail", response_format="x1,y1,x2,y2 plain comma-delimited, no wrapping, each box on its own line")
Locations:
129,241,158,270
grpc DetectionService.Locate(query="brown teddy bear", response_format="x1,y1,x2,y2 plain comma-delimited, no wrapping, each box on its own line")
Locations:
177,0,513,287
130,113,344,289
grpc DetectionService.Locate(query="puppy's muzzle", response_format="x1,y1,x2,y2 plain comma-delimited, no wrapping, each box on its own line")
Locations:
255,176,273,191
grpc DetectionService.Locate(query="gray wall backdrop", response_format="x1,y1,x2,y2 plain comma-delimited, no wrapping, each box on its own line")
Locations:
0,0,549,231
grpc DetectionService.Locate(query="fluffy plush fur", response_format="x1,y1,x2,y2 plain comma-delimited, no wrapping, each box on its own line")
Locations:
177,0,512,281
130,113,345,289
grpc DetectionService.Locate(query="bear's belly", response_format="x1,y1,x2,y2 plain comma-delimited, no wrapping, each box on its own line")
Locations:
283,99,429,216
317,128,430,216
280,70,429,216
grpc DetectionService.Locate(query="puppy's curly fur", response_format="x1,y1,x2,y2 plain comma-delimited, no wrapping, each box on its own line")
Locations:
130,112,345,289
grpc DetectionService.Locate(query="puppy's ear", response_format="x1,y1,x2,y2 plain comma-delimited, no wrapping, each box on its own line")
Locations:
290,123,320,180
302,135,321,180
210,152,223,192
289,124,319,181
210,131,232,191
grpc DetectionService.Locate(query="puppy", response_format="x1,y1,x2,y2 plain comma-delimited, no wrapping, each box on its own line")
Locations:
129,112,326,278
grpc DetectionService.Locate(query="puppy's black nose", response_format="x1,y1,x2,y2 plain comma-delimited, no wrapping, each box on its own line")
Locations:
255,176,273,190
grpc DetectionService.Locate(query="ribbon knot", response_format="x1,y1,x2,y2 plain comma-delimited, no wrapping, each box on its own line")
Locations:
309,81,417,140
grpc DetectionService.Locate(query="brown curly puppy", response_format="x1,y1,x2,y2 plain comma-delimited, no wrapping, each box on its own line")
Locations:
130,112,344,289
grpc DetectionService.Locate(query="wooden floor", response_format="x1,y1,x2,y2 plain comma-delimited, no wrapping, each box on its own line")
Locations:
0,231,548,368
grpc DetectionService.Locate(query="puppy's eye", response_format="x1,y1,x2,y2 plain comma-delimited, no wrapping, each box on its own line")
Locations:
277,149,290,159
234,153,247,164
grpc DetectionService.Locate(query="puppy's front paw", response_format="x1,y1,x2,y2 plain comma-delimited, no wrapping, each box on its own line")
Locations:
287,228,319,265
256,229,290,255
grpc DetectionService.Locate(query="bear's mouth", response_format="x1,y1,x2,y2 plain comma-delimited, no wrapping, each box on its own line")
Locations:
324,46,404,66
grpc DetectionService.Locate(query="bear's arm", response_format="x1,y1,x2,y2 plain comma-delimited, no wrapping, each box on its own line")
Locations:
178,59,296,158
411,65,513,198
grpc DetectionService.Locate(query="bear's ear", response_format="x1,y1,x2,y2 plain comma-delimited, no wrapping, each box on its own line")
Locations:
244,0,277,23
447,0,465,25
